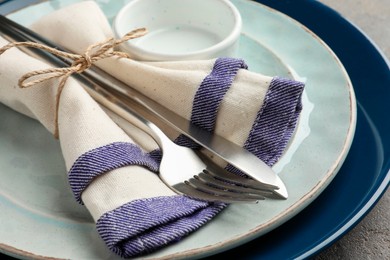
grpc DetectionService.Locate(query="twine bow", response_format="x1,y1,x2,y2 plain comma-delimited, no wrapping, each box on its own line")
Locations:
0,28,147,138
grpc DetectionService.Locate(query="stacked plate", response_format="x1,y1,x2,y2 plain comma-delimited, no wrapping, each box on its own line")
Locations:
0,0,388,259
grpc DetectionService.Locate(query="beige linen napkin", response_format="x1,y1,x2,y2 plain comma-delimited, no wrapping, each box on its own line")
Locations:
0,1,304,258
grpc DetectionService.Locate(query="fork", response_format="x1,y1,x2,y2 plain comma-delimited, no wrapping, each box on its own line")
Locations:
100,89,273,203
0,16,288,201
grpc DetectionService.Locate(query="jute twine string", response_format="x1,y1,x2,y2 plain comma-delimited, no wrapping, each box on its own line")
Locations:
0,27,147,138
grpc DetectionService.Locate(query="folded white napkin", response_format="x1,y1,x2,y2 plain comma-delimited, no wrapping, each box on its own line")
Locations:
0,1,304,258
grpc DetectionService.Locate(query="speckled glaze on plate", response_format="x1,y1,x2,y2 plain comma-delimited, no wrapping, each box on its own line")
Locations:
0,0,356,259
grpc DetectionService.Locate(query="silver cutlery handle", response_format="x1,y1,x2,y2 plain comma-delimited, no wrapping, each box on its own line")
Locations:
86,81,174,151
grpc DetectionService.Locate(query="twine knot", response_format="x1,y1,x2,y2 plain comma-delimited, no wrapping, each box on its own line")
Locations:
0,28,147,138
75,54,93,72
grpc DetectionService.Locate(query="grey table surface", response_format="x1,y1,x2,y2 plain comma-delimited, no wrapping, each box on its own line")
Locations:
314,0,389,259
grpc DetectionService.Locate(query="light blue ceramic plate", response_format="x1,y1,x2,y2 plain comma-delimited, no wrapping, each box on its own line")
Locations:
0,0,356,259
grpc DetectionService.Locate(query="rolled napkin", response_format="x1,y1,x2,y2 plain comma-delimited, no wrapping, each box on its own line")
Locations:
31,1,304,168
0,1,304,258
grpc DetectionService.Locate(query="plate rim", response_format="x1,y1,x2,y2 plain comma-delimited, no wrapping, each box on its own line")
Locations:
237,0,390,258
0,1,362,258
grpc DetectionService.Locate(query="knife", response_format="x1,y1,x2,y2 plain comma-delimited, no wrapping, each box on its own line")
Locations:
0,14,287,198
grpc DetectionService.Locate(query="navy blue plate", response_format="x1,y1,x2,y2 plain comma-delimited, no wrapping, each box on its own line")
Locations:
215,0,390,259
0,0,388,259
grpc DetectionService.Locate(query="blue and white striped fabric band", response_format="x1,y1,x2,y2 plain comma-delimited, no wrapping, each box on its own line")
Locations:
68,142,159,204
226,76,304,174
175,57,248,148
96,195,225,257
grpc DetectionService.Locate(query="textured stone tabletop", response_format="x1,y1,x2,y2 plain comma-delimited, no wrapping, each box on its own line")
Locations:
315,0,390,259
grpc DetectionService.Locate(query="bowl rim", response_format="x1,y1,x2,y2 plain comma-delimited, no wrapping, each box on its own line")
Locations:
112,0,242,61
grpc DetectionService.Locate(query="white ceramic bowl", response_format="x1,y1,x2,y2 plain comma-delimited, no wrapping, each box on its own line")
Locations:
113,0,242,61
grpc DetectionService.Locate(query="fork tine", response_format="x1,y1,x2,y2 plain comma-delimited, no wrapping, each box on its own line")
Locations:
172,183,260,203
187,177,266,200
206,168,277,190
196,152,289,199
196,172,273,196
196,152,279,190
205,169,289,199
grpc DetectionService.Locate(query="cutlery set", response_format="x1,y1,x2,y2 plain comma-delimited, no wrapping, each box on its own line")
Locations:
0,14,287,203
